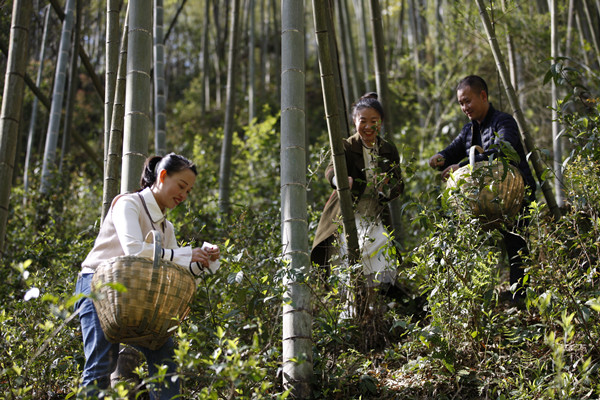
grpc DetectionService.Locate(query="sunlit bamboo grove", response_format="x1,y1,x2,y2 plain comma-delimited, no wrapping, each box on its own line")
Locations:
1,0,599,398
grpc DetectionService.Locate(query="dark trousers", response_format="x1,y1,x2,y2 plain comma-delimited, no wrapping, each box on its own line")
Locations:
500,188,534,297
501,230,528,295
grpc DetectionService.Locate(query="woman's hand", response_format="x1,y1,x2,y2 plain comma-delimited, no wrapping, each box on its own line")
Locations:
376,173,389,192
205,245,220,261
191,247,210,267
191,245,221,268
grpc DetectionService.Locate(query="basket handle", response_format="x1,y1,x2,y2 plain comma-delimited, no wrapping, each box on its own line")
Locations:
469,145,484,168
148,230,163,269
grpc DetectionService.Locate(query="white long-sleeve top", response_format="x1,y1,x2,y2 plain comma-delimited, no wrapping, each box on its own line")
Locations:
81,188,193,273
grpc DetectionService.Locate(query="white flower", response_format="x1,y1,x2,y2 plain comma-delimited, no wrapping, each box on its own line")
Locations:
24,287,40,301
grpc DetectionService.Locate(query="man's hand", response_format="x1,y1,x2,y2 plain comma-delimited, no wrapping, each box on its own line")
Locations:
441,164,460,181
429,154,445,169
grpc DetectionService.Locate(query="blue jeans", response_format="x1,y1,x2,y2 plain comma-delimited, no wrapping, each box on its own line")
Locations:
75,273,180,399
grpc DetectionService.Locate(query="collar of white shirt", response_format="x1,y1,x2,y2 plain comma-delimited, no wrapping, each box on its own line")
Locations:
139,187,166,225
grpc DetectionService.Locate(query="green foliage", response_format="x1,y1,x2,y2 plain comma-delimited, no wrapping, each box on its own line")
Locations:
5,4,600,398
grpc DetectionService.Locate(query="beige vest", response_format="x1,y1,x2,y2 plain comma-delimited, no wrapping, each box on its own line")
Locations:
81,192,176,271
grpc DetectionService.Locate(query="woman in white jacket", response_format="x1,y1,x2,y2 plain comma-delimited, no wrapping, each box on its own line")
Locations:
75,153,219,399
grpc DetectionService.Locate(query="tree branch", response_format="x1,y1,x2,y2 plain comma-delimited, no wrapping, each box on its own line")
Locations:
163,0,188,43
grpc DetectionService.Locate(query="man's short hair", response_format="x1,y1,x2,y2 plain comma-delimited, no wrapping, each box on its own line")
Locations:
457,75,488,96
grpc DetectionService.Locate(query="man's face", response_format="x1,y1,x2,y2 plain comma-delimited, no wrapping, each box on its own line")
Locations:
457,86,489,123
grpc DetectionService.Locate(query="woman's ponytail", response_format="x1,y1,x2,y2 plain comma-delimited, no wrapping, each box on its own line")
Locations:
139,153,197,190
140,156,163,189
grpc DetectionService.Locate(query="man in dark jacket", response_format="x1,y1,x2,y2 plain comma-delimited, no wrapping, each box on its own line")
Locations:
429,75,536,304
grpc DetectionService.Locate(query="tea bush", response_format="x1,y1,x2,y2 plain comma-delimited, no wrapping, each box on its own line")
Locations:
2,71,600,399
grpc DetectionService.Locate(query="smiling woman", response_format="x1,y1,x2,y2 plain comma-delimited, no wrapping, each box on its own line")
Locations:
311,93,406,312
354,106,382,147
73,152,221,399
149,160,197,211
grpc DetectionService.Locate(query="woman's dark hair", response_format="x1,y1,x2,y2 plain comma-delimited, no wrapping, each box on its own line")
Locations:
351,92,384,121
140,153,197,189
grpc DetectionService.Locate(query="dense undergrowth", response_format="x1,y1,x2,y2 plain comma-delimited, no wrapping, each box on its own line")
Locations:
2,78,600,399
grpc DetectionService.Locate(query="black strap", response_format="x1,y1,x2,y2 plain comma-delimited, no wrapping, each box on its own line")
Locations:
471,124,483,148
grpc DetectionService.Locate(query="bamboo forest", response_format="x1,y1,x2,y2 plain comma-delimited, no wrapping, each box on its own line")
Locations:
2,0,600,398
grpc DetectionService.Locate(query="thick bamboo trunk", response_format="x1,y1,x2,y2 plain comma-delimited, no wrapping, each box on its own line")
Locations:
312,0,360,262
281,3,312,397
0,0,32,253
121,0,152,193
102,4,129,221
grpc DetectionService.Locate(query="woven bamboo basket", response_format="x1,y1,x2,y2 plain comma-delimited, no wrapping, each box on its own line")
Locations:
446,145,525,229
91,230,196,350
